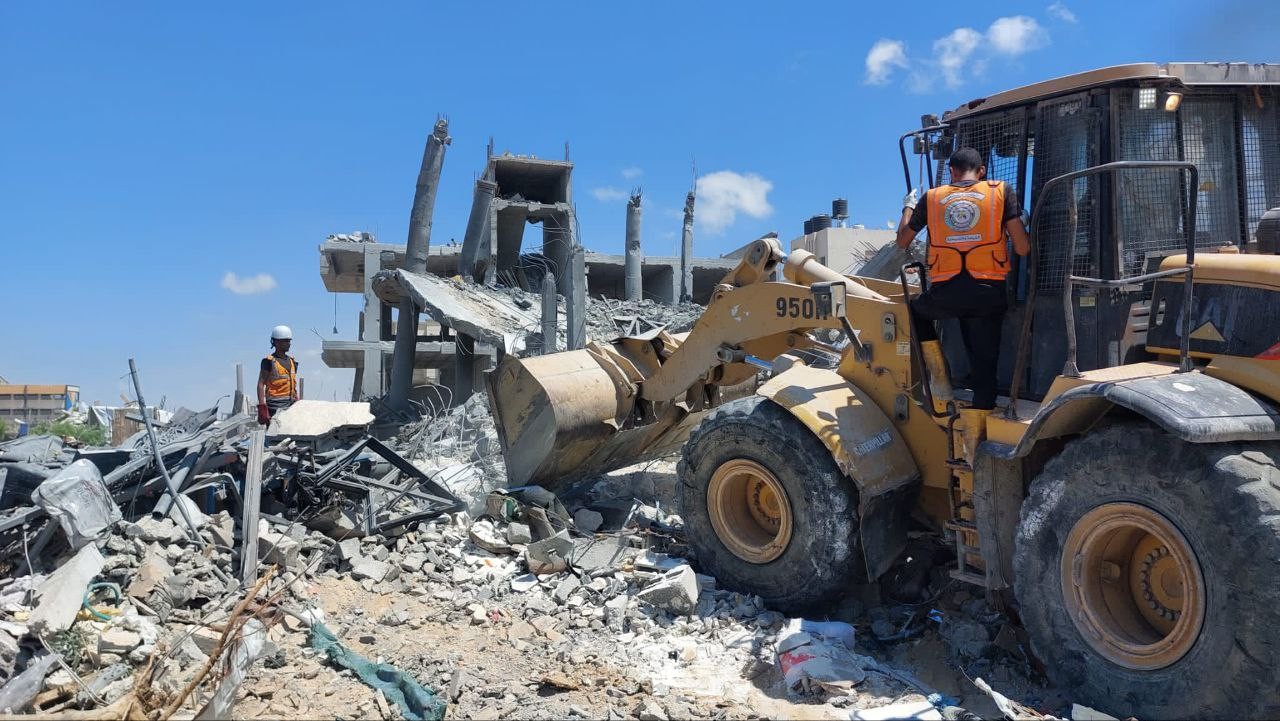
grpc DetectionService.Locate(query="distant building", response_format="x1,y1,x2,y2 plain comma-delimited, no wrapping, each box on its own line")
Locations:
0,384,80,424
789,227,896,275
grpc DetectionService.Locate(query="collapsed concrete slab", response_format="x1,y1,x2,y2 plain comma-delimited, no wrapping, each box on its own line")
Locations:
373,269,531,354
268,400,374,438
29,545,106,636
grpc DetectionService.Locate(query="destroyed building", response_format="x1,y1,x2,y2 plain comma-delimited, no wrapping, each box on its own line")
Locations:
318,148,737,406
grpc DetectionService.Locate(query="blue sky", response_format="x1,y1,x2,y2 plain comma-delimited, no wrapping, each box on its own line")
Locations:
2,1,1276,410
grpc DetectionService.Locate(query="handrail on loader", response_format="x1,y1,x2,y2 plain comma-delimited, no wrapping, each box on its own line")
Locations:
1005,160,1200,419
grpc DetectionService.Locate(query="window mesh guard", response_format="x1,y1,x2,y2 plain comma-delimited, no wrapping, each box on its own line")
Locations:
1032,95,1098,292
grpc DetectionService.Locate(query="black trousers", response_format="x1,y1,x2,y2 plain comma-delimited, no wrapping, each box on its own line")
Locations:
911,277,1006,410
265,397,294,418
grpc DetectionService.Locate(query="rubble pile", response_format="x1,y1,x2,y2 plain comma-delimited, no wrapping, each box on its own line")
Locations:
0,391,1066,720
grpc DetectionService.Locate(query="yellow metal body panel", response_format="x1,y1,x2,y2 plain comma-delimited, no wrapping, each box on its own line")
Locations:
757,364,919,501
1160,253,1280,291
1204,356,1280,400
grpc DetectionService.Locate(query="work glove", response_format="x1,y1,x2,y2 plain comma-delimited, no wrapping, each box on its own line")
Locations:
903,187,921,211
256,404,271,426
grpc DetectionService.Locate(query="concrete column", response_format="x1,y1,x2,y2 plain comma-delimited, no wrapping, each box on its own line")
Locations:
391,118,448,412
388,298,418,410
542,222,571,293
359,244,384,400
460,178,497,283
625,192,643,301
566,243,586,350
680,190,695,304
541,273,557,355
404,119,451,275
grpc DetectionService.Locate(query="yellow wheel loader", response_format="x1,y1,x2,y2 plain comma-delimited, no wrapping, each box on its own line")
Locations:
486,63,1280,719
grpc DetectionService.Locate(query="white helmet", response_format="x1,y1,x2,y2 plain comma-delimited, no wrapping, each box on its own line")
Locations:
271,325,293,341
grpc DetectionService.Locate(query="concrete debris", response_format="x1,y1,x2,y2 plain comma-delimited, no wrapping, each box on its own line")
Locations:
571,508,603,533
526,530,573,574
634,564,699,615
267,400,375,439
29,544,105,636
0,376,1061,721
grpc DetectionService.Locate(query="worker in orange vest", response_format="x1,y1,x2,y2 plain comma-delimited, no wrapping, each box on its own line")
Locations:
256,325,300,425
894,148,1030,453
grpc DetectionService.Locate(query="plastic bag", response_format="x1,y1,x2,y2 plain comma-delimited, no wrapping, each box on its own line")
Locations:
31,459,121,549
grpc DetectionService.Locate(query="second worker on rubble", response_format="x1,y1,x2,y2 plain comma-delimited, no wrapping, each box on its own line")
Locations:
256,324,300,425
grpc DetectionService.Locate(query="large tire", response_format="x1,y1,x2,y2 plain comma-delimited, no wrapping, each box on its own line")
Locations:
1015,422,1280,720
677,396,859,611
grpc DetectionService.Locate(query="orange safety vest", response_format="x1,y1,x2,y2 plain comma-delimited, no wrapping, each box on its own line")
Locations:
264,355,297,399
925,180,1010,283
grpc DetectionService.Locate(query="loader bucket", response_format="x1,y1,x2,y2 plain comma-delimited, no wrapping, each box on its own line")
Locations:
485,349,708,490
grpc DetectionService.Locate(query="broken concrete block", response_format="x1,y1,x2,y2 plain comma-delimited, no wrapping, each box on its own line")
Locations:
505,522,532,545
553,574,581,603
190,626,223,656
30,544,105,636
0,630,17,684
306,505,365,540
468,519,512,555
349,557,392,583
258,530,300,572
266,400,374,438
572,508,603,533
526,530,573,574
635,564,699,615
207,511,235,548
336,538,362,561
510,574,539,593
507,620,536,643
568,536,640,576
97,629,142,655
636,698,669,721
126,552,171,600
123,516,184,544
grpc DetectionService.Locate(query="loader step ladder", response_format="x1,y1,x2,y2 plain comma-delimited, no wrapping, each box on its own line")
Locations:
943,414,986,586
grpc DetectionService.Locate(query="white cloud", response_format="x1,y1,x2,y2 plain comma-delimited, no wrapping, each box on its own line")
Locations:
1047,2,1077,23
591,186,627,202
621,167,643,180
933,27,983,88
874,14,1051,92
864,39,909,85
886,220,898,230
221,272,277,295
987,16,1048,55
696,171,773,235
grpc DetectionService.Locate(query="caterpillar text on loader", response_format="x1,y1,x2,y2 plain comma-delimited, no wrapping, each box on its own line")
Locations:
486,63,1280,719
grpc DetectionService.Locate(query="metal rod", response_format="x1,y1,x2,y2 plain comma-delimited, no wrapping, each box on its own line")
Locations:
127,358,205,544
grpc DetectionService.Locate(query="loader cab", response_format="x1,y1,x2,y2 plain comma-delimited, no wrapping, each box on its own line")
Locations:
903,63,1280,400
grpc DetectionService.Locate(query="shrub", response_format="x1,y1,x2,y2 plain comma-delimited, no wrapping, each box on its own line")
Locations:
32,420,109,446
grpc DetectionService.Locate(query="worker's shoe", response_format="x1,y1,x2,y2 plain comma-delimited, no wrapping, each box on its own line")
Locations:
919,340,954,415
959,408,990,466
